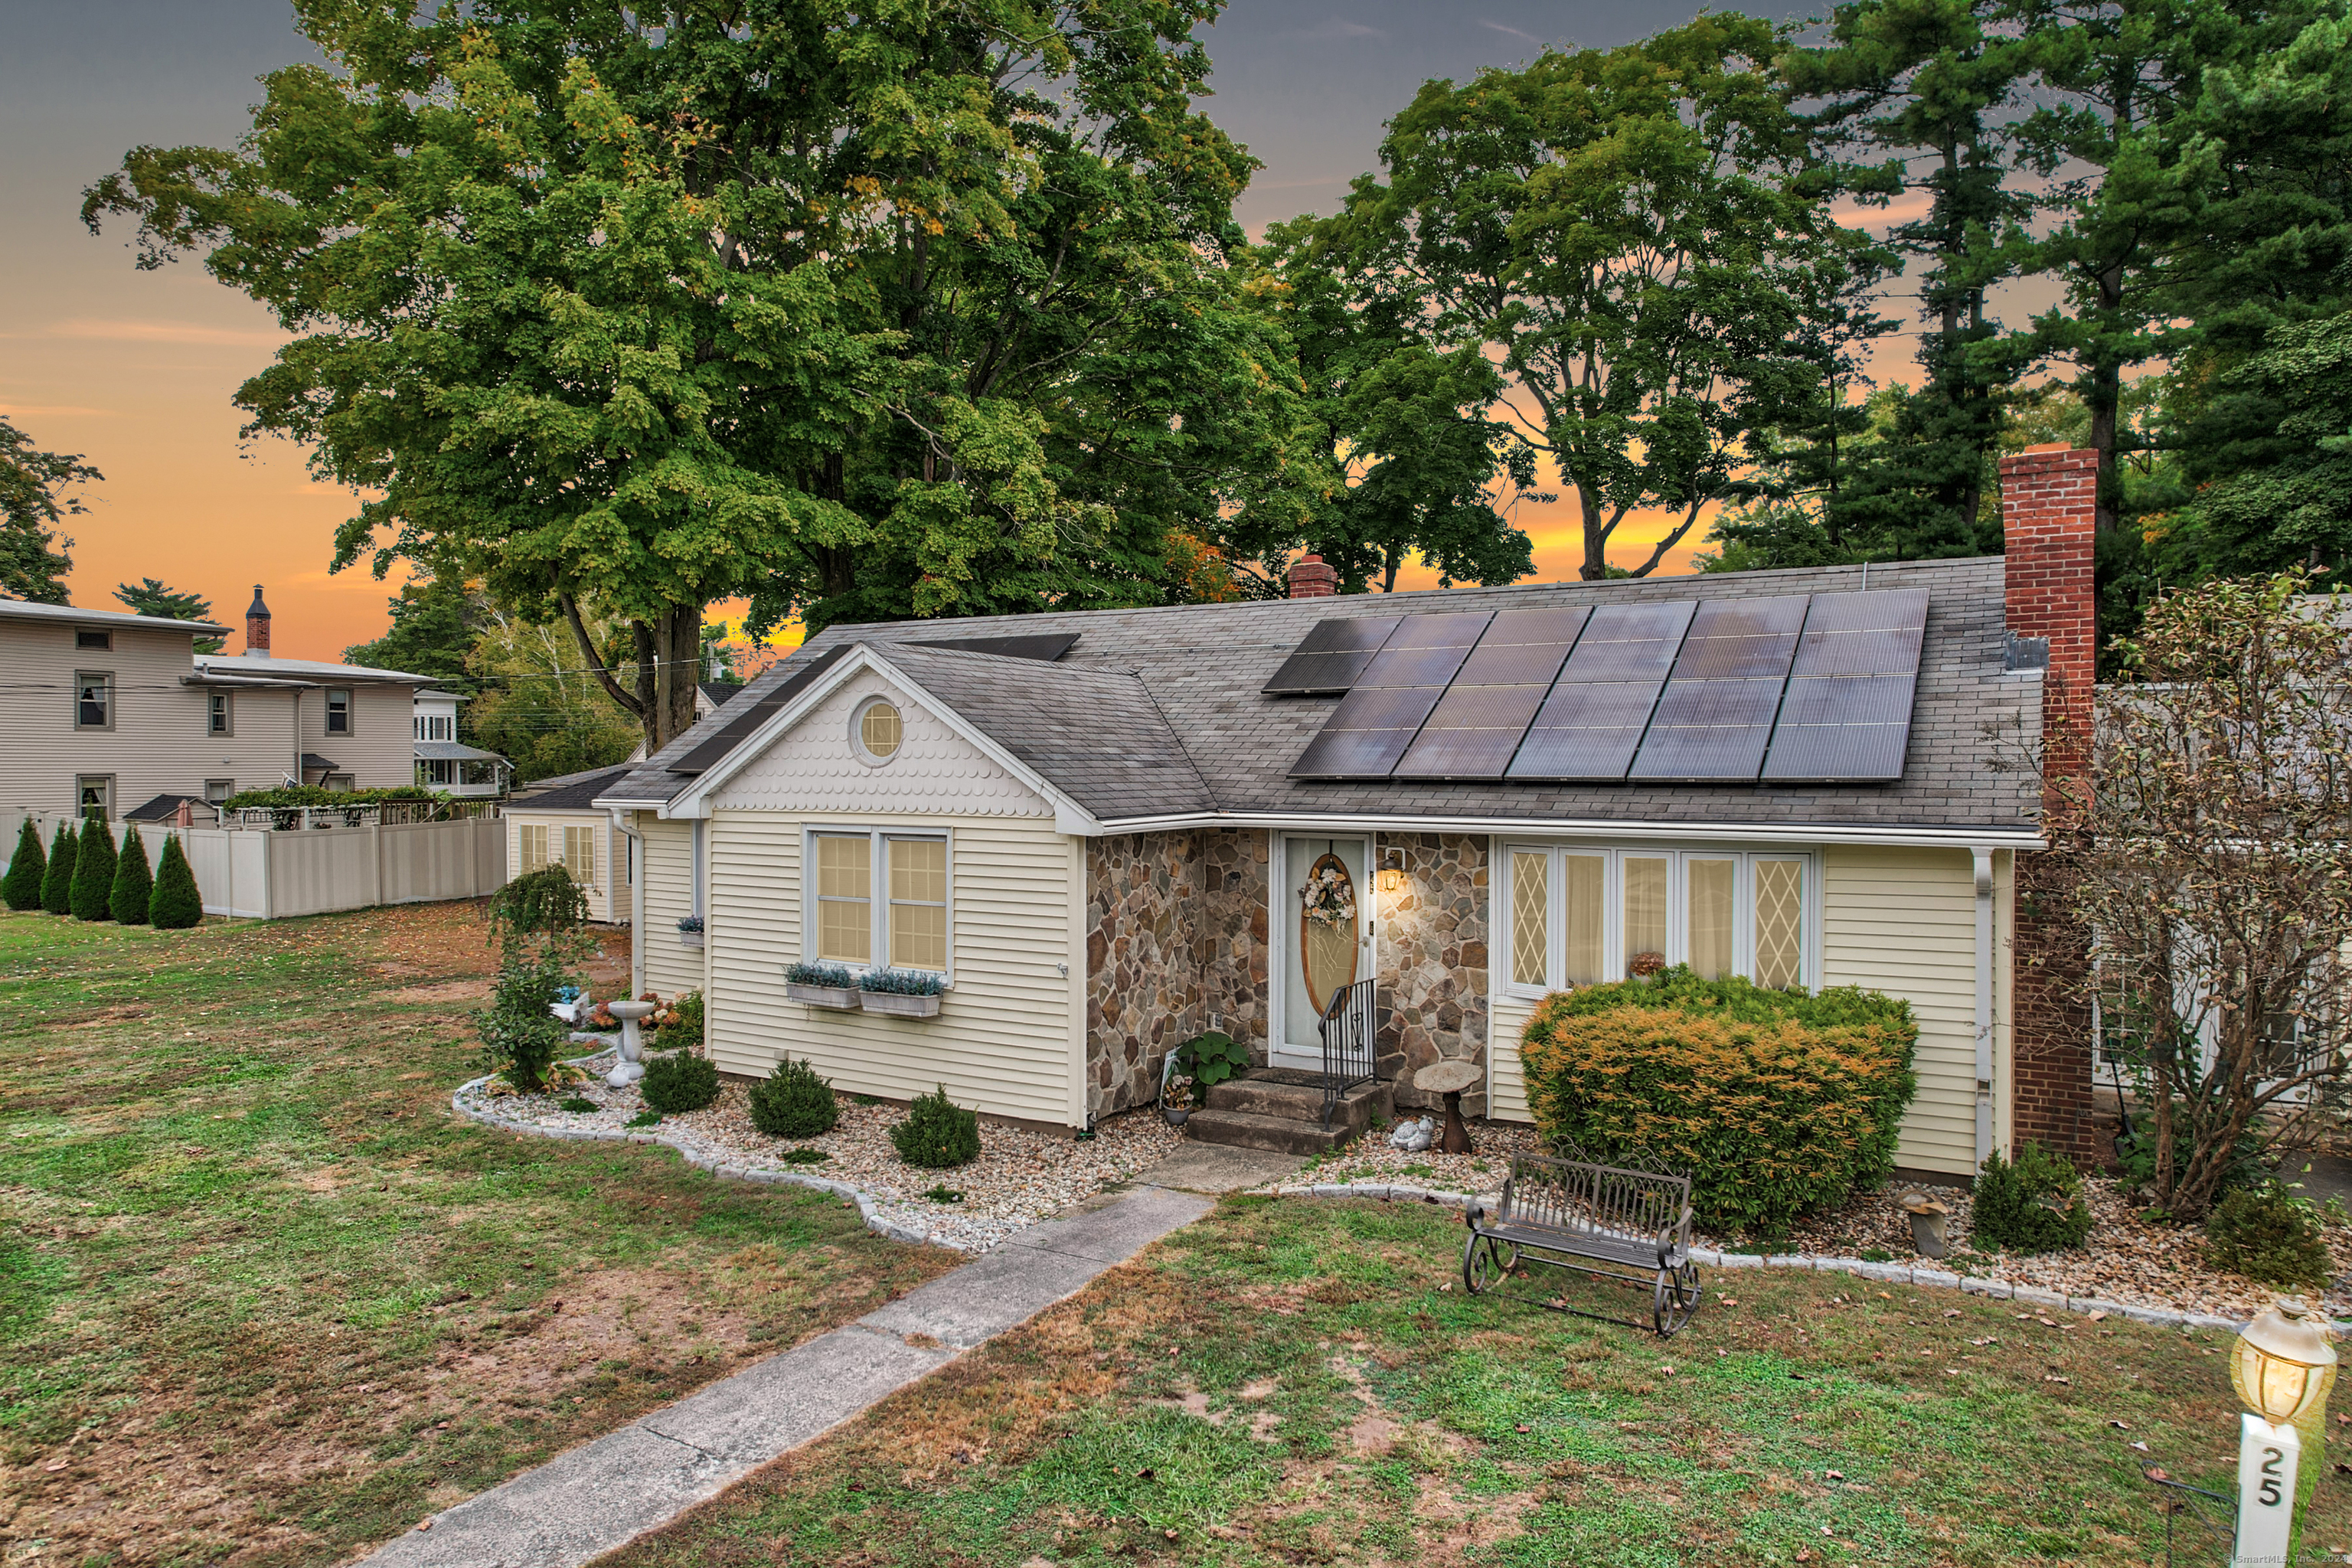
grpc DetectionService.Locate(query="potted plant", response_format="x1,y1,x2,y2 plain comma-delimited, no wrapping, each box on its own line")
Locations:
1159,1067,1194,1127
677,914,705,949
858,967,946,1018
784,961,861,1009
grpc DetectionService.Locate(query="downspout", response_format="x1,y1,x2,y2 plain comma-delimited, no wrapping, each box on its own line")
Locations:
289,689,302,787
1973,847,1996,1168
612,808,645,997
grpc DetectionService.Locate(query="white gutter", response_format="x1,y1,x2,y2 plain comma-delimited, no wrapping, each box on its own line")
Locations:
1973,846,1998,1168
1090,809,2046,854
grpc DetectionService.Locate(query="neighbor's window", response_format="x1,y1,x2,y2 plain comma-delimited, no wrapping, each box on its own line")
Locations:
815,833,873,964
519,824,550,874
419,758,454,786
75,628,109,651
76,776,112,815
563,826,597,885
208,690,231,735
810,829,952,975
75,671,112,730
325,688,352,735
887,837,948,970
204,779,234,805
856,698,902,763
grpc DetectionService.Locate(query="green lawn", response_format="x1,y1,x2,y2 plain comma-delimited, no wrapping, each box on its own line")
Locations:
0,905,952,1567
614,1195,2349,1568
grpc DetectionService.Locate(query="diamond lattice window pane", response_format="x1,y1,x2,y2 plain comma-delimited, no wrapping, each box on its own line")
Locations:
1512,851,1549,988
1753,859,1804,989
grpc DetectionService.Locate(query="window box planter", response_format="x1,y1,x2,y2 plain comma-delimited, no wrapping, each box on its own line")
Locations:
859,990,942,1018
678,931,705,949
786,982,861,1010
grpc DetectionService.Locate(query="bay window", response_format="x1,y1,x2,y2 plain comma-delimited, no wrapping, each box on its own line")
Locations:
1501,843,1816,995
808,828,952,976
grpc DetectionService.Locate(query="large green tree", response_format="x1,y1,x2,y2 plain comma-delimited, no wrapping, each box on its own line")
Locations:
114,578,223,652
85,0,1299,753
0,416,96,606
1328,16,1878,580
343,575,488,690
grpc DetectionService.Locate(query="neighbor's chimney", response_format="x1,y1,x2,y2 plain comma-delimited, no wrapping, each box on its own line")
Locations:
1287,553,1338,599
244,584,272,658
1998,442,2099,1169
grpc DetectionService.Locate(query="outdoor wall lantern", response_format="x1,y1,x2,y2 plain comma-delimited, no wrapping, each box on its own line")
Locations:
1377,851,1406,894
2227,1295,2337,1566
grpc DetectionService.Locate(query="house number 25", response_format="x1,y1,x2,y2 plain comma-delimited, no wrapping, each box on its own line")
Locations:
2258,1446,2285,1508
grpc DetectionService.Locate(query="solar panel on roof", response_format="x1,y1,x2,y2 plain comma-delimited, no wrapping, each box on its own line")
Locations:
912,632,1079,662
1393,606,1588,778
1759,589,1929,782
1261,616,1403,695
1625,596,1808,782
667,645,851,775
1289,610,1493,778
1505,601,1696,780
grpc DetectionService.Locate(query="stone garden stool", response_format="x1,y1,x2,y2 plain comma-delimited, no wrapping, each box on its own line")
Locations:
1417,1060,1481,1155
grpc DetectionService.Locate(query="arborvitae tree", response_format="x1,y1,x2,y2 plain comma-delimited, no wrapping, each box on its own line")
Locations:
69,813,117,921
109,825,154,925
2,818,46,910
149,834,203,929
40,822,77,914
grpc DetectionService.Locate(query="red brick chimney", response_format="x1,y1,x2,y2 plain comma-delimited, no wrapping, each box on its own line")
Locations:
1287,553,1338,599
1998,443,2099,1168
243,585,272,658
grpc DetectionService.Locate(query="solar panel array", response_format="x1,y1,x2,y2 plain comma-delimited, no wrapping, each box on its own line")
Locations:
1284,590,1929,784
668,645,851,775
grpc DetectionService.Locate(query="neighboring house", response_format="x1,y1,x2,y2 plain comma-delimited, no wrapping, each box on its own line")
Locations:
593,449,2102,1178
0,584,434,818
507,765,634,924
411,688,511,798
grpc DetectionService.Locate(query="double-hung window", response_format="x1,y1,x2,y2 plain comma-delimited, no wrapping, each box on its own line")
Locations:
808,829,951,976
1502,844,1815,995
75,671,112,730
325,688,352,735
209,690,232,735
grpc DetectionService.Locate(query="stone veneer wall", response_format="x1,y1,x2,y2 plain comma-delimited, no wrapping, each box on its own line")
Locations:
1376,832,1491,1113
1084,832,1204,1119
1198,828,1271,1061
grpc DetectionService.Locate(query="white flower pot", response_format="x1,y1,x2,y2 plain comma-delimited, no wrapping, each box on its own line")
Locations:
786,982,860,1010
678,931,704,949
859,991,942,1018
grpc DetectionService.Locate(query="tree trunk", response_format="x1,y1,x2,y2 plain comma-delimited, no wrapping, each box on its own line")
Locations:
2088,263,2125,536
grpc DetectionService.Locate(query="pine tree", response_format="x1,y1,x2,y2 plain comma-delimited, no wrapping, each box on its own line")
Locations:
40,822,77,914
150,834,203,929
2,818,45,910
69,814,116,921
110,825,153,925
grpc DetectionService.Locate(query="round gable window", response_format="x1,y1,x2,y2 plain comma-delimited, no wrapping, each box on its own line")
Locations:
854,697,903,764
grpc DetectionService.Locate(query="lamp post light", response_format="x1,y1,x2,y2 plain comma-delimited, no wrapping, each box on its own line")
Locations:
2230,1296,2338,1567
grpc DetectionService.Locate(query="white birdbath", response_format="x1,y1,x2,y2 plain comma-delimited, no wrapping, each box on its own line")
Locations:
604,1000,658,1087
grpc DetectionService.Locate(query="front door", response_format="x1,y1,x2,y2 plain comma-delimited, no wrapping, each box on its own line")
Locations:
1276,834,1373,1071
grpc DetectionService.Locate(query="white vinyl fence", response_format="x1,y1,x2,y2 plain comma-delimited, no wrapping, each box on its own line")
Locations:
2,808,506,920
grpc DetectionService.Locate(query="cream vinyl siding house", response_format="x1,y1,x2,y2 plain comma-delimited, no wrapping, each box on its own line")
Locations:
636,816,704,998
504,765,632,924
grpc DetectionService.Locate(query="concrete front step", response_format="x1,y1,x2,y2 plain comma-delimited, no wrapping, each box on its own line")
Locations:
1187,1070,1393,1156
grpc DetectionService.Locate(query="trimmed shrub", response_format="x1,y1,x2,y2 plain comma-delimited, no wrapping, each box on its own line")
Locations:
2205,1184,2334,1288
749,1056,838,1138
665,989,705,1048
69,816,117,922
3,818,46,910
1971,1142,2094,1253
109,828,154,925
41,822,78,914
1518,967,1919,1238
890,1085,981,1169
474,948,570,1093
640,1050,720,1114
149,835,204,929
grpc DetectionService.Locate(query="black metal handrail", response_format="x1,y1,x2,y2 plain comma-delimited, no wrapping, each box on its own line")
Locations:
1318,977,1377,1127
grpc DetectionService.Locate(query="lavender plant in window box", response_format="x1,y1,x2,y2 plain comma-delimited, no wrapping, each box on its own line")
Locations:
784,961,860,1009
677,914,705,949
858,967,946,1018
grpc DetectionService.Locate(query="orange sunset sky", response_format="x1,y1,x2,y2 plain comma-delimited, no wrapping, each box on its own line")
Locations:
5,1,1978,666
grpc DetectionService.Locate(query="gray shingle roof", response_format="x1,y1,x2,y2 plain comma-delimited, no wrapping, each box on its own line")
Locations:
514,763,638,812
598,557,2040,835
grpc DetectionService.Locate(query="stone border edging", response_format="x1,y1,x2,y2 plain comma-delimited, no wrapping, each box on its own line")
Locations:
1266,1180,2258,1334
450,1066,944,1249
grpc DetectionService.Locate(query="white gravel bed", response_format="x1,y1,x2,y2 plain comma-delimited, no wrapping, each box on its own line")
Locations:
1261,1120,2350,1326
454,1051,1183,1252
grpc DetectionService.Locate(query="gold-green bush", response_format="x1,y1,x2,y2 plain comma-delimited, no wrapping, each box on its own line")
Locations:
1519,967,1918,1238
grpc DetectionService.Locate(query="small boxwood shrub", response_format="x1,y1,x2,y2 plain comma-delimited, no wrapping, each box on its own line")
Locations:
1971,1142,2095,1253
1518,967,1918,1238
640,1050,721,1114
749,1056,838,1138
3,818,46,910
891,1085,980,1169
2205,1184,2334,1288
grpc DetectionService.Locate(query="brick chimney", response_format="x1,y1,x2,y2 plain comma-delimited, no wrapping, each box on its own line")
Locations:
1998,443,2099,1168
1287,553,1338,599
243,585,272,658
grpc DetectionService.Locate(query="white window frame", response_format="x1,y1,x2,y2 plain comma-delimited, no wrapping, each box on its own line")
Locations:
1498,842,1821,998
800,825,954,981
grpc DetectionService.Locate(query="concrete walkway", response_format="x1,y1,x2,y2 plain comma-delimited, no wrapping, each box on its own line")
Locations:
361,1182,1212,1568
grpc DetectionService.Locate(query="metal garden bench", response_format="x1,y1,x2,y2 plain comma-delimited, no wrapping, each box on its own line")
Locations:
1461,1145,1703,1337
